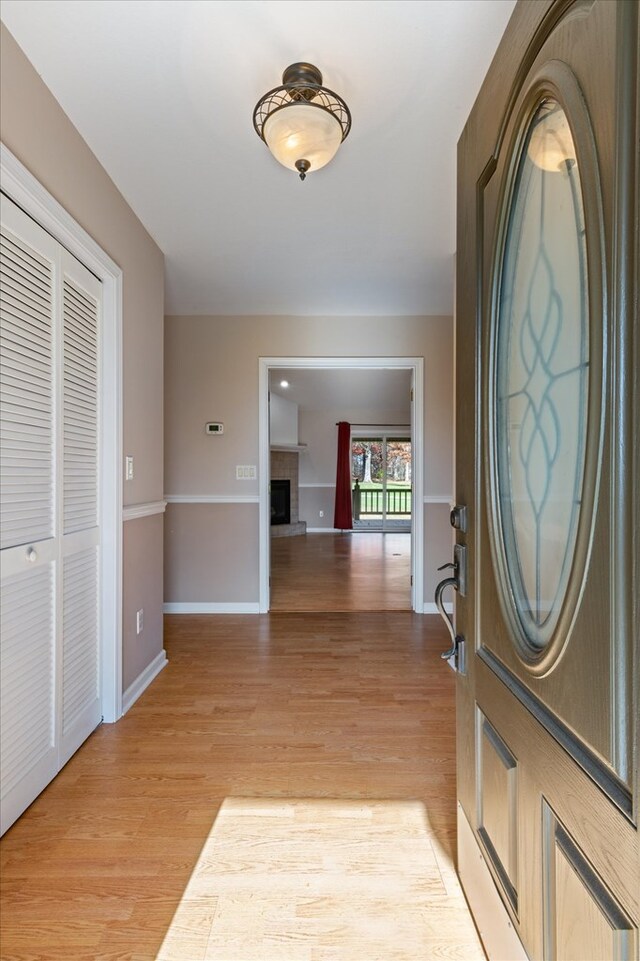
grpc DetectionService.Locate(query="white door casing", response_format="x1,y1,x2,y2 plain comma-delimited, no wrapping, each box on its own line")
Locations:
258,356,424,613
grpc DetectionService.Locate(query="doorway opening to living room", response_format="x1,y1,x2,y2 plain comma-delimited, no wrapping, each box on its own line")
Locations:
258,357,424,614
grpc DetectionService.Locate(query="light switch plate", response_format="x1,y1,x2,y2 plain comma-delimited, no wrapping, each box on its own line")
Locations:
236,465,257,480
125,455,134,481
136,609,143,634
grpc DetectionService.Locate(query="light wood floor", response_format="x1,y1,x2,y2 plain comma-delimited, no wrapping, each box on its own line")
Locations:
270,532,412,611
0,613,484,960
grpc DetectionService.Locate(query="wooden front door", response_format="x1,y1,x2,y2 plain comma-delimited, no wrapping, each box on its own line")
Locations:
453,1,639,957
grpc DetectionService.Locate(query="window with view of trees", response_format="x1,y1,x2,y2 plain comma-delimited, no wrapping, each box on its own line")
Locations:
351,435,411,530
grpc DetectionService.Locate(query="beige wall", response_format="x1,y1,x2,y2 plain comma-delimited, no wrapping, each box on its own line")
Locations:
164,315,454,608
299,487,339,530
123,515,165,690
424,502,455,602
270,393,298,445
164,504,259,605
1,25,165,689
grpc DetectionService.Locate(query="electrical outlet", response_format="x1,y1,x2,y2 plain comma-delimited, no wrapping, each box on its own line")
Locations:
319,510,324,518
136,609,144,634
125,455,134,481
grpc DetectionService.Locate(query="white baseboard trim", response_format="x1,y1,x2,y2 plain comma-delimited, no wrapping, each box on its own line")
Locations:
423,601,453,614
165,600,447,615
163,602,260,614
458,804,529,960
305,528,414,535
121,649,167,715
165,494,259,504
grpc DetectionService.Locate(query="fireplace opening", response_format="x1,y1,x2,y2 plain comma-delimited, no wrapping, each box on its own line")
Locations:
270,479,291,526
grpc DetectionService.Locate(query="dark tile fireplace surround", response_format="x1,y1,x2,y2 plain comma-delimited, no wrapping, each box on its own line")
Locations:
270,450,307,538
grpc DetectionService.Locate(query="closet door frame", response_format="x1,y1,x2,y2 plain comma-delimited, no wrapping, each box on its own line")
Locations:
1,143,123,723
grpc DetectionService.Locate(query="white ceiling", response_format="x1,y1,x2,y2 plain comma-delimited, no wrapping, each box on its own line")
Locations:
1,0,515,316
269,367,411,414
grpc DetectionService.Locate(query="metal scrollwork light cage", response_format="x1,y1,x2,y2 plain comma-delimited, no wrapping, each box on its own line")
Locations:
253,62,351,180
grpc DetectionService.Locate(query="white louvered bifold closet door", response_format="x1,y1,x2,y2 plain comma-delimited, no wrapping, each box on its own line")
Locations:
0,200,58,831
59,255,101,766
0,195,102,834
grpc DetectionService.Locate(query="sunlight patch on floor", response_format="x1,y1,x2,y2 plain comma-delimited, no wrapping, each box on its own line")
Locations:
156,798,485,961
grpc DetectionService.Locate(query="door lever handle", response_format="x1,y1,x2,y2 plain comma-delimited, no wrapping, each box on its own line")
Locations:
434,547,467,674
434,574,460,659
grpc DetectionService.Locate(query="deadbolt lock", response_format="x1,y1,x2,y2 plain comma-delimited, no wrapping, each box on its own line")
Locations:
450,504,468,533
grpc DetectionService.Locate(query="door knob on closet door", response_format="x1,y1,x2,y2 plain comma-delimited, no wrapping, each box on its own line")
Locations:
26,547,37,563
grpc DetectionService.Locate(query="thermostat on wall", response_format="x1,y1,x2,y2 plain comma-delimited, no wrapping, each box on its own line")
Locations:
205,422,224,434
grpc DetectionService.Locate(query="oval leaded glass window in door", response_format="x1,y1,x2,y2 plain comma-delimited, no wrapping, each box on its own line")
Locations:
495,98,589,655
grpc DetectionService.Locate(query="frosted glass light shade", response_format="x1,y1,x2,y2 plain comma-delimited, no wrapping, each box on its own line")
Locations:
263,104,343,174
527,100,576,172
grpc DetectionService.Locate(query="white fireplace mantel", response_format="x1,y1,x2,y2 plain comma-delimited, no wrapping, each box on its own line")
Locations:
269,443,308,453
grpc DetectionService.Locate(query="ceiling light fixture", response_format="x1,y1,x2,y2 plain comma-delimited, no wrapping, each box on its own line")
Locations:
253,62,351,181
279,380,290,388
527,99,576,172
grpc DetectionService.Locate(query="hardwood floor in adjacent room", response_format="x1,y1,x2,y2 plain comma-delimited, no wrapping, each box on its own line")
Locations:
0,613,484,960
270,531,412,611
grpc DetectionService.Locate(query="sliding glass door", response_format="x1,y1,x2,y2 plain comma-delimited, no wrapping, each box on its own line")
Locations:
351,434,411,531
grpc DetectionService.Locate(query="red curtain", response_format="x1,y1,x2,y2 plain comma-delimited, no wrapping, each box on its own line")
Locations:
333,421,353,530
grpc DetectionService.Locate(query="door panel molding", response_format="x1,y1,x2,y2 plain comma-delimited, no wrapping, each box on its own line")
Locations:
488,0,594,168
479,647,632,818
542,802,637,960
476,662,639,925
458,804,530,961
476,706,519,912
